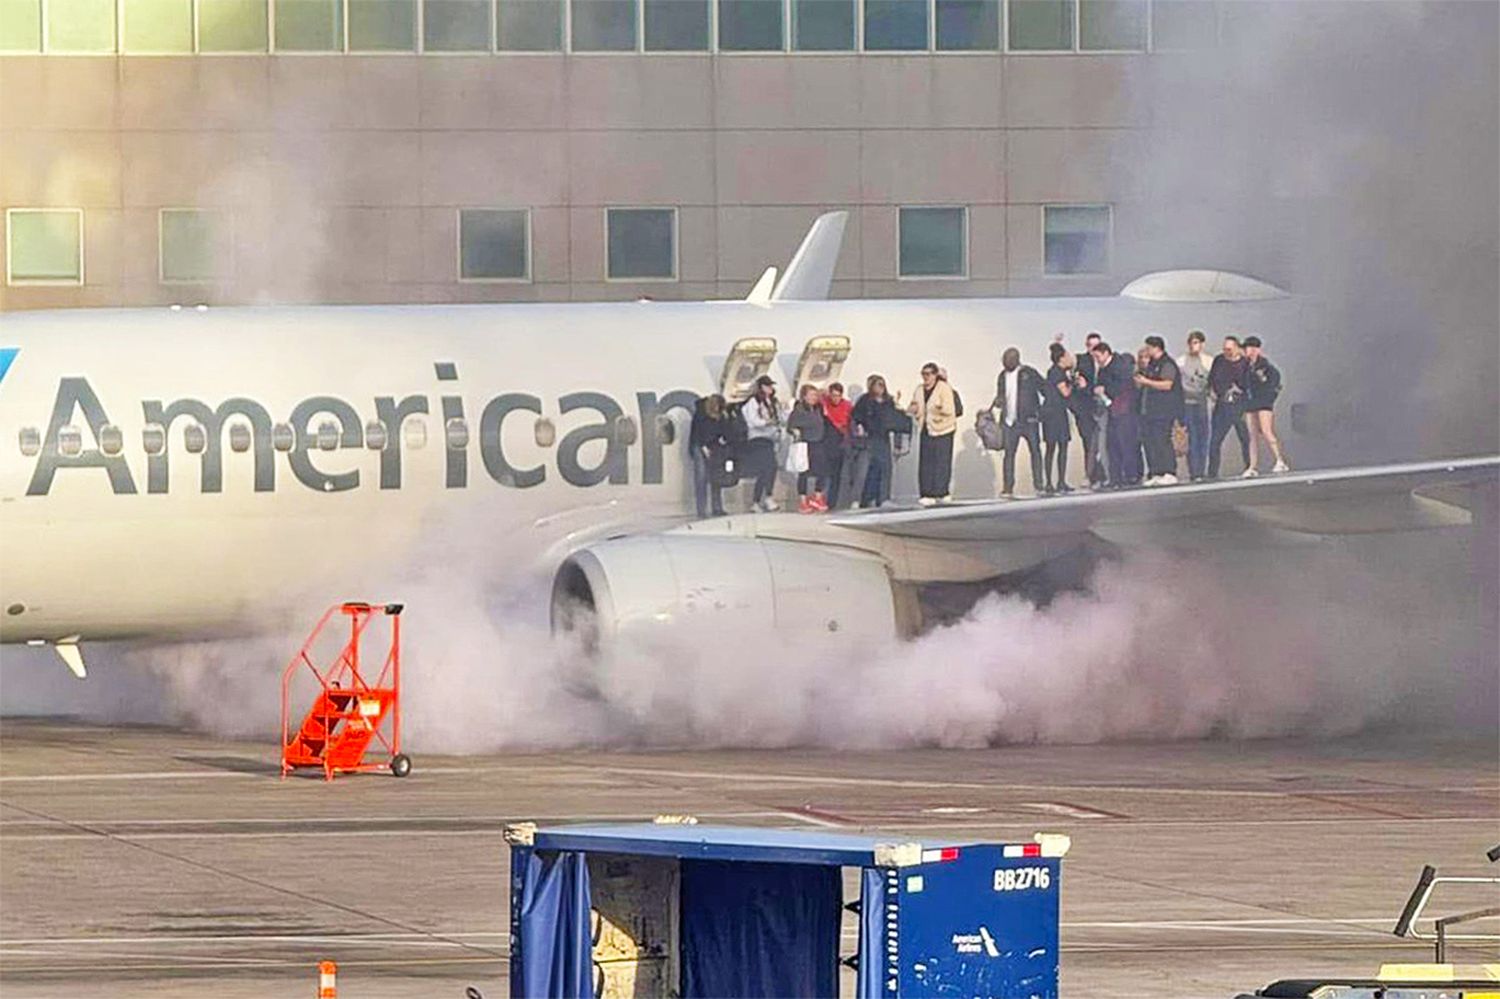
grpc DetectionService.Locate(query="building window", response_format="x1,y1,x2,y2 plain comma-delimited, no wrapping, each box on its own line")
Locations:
1043,204,1110,275
348,0,415,49
275,0,343,50
1079,0,1143,50
935,0,997,50
791,0,851,49
497,0,562,47
1008,0,1071,50
898,206,967,279
199,0,268,50
1150,0,1216,50
121,0,193,52
458,209,530,282
0,0,43,51
160,209,233,284
6,209,83,286
718,0,781,50
864,0,925,49
644,0,707,49
46,0,117,50
425,0,492,49
606,208,676,281
571,0,636,50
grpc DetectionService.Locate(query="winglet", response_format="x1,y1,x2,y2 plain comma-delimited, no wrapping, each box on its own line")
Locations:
772,211,848,302
745,266,778,306
55,640,86,679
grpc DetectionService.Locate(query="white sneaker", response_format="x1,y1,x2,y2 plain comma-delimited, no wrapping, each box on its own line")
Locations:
1157,473,1178,485
758,498,781,512
940,494,953,504
1240,468,1260,479
1143,476,1162,487
1272,460,1290,473
917,496,938,507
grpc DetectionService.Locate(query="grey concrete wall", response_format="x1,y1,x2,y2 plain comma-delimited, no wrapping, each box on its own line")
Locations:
0,53,1147,310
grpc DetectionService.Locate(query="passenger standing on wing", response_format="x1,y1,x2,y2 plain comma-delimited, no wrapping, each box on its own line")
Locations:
1135,335,1184,486
1091,341,1141,487
689,393,732,518
821,382,853,509
1041,343,1075,494
908,362,958,506
742,375,784,511
788,384,829,513
1178,331,1212,481
989,347,1045,498
1073,332,1106,488
1207,335,1251,479
852,375,903,508
1241,336,1290,476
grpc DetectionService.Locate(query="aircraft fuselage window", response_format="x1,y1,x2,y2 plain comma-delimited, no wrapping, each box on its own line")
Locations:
403,418,428,450
17,427,41,457
143,423,167,455
183,423,207,454
534,418,556,448
99,424,124,456
315,421,340,451
56,425,83,457
614,415,639,446
364,420,389,451
271,423,295,452
227,423,252,453
445,417,470,449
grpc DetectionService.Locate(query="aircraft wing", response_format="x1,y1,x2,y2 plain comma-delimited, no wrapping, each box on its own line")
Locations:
826,456,1500,543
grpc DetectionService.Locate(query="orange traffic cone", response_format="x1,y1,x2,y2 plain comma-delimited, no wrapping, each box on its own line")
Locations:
318,960,337,998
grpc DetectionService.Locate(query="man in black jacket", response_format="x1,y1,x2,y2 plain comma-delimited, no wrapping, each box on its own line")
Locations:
1207,335,1251,478
1074,331,1105,486
1135,335,1184,485
989,346,1045,497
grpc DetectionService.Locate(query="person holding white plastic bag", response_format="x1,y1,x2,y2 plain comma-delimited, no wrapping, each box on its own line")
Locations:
787,384,828,513
742,375,784,512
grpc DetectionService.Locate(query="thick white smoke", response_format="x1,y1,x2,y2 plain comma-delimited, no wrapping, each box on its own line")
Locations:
4,527,1491,752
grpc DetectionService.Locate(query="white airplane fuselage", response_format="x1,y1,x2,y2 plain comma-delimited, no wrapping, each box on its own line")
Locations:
0,294,1309,643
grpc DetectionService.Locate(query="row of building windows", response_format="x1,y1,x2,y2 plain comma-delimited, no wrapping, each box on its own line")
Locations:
3,203,1112,286
0,0,1217,54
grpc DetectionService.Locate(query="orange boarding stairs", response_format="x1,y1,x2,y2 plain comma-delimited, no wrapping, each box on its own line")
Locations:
281,602,411,781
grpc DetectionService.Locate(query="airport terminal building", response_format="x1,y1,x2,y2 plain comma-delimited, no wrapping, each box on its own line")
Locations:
3,0,1226,310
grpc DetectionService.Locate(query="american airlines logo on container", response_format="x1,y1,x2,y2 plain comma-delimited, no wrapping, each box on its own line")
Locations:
951,927,1001,957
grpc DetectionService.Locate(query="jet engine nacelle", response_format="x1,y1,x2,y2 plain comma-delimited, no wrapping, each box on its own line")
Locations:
550,535,904,649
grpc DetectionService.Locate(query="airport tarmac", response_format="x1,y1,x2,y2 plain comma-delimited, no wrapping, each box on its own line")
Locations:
0,719,1496,998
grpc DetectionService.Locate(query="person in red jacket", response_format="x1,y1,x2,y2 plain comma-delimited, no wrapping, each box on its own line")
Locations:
820,382,853,508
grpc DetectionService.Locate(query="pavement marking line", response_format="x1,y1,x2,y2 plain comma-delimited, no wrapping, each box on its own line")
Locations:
1019,801,1125,820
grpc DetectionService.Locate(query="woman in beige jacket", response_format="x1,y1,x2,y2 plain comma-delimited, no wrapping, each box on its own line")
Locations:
908,362,958,505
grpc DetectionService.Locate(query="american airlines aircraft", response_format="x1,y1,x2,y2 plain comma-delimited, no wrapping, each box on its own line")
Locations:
1,214,1495,677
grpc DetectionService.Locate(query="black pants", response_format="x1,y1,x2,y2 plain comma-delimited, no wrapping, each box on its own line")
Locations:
1000,420,1043,493
1142,415,1177,477
918,431,954,498
1208,401,1250,478
823,439,846,507
742,438,777,503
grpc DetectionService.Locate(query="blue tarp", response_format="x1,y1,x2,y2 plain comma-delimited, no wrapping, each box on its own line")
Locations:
679,859,842,999
856,866,894,999
512,848,594,999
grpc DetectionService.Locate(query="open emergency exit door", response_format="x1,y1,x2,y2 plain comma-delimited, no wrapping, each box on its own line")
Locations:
718,338,778,403
793,335,851,391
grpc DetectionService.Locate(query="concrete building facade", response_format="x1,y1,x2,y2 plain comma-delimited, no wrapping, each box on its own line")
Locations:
0,0,1220,311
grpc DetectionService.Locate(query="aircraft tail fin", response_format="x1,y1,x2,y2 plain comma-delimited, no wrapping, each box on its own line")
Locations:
772,211,848,302
745,266,778,306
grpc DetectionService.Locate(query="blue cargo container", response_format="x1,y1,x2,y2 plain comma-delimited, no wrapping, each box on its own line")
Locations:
505,821,1069,999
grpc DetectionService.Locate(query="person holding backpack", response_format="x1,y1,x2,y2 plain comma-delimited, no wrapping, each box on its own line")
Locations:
688,393,733,518
908,362,958,506
989,346,1046,498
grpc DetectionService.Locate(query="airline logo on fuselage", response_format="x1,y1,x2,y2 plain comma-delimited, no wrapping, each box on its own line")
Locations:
18,363,699,497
